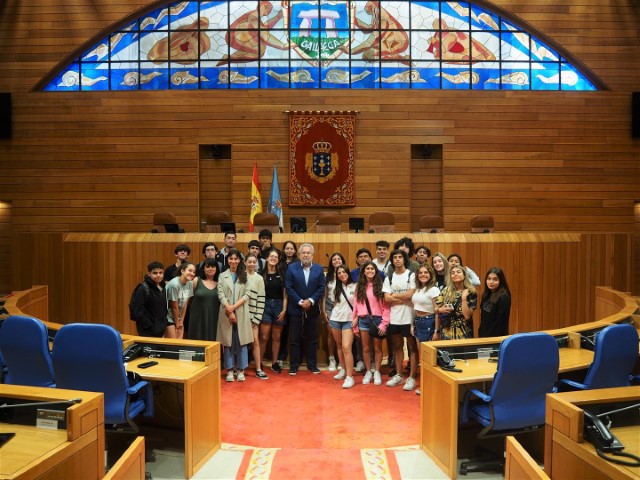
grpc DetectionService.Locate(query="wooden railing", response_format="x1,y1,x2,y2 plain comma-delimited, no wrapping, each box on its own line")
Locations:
2,285,49,322
11,232,632,335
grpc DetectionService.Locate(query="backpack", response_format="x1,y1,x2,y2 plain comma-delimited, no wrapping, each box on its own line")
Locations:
128,282,150,321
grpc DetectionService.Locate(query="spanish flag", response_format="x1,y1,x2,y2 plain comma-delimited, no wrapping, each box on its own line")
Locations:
249,162,262,232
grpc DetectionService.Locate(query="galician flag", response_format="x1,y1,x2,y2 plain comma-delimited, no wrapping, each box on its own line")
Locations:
249,162,262,232
268,164,284,232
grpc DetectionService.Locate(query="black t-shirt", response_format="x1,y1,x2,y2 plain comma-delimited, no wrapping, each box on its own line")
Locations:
479,293,511,337
264,272,284,300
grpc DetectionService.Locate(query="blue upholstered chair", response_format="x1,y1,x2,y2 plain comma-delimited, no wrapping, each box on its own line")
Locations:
0,315,55,387
459,332,559,475
52,323,153,431
558,323,639,391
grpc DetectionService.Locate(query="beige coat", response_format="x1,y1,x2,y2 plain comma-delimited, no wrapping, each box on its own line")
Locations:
217,270,252,347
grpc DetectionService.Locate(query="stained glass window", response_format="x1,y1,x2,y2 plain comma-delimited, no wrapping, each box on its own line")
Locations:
43,0,597,91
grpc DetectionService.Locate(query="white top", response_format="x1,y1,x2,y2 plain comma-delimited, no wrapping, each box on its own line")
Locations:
330,283,356,322
412,286,440,314
465,267,481,287
326,279,336,303
372,258,389,273
382,270,415,325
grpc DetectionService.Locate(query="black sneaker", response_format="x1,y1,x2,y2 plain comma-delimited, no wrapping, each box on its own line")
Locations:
289,367,298,376
309,367,321,374
256,370,269,380
271,363,282,374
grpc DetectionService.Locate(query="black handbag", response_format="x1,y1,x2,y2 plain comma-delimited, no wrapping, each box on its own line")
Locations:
365,296,386,338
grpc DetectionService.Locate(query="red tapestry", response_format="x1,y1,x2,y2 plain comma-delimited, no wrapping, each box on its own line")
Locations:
289,111,356,207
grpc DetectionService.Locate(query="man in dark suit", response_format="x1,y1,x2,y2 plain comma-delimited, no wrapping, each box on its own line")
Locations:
285,242,326,375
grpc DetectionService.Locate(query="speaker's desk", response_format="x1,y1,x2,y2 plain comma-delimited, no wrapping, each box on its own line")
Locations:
0,384,104,480
123,337,221,480
420,338,595,480
545,386,640,480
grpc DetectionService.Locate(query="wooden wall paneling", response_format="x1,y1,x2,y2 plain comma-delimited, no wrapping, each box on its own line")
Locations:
1,87,637,234
0,201,11,295
18,232,628,333
10,233,64,322
560,240,573,328
544,240,555,330
524,241,538,331
613,233,632,292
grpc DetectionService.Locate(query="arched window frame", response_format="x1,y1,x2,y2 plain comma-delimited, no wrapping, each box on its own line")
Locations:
36,0,604,92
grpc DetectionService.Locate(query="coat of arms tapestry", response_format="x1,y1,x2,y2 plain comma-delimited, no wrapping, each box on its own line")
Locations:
288,111,356,207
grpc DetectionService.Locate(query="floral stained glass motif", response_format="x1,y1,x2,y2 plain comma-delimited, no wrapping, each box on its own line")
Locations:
43,0,597,91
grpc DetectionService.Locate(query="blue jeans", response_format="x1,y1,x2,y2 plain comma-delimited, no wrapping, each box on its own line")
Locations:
414,314,435,342
223,325,248,370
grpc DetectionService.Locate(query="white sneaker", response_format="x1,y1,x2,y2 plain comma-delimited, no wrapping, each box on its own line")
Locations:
225,371,235,382
415,389,421,395
363,370,373,384
236,371,246,382
342,376,355,389
373,371,382,386
328,356,337,372
403,377,416,391
386,374,403,387
354,360,366,372
333,368,345,380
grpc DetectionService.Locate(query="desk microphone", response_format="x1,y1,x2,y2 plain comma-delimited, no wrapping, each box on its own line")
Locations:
580,334,596,349
0,398,82,409
143,346,205,359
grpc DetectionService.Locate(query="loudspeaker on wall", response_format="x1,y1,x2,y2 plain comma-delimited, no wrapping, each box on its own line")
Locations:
632,92,639,139
0,93,10,139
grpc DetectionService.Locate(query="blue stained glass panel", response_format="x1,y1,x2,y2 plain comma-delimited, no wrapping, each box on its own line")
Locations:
41,0,598,91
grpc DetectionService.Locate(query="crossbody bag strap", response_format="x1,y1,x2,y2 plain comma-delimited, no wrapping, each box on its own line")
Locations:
364,295,373,316
341,288,353,310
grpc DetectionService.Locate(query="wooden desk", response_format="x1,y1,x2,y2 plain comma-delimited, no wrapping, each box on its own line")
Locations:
545,386,640,480
0,302,221,480
420,342,595,480
0,385,104,480
125,337,221,479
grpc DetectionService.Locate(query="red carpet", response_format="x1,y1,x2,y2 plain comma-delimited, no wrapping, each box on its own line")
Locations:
221,368,420,449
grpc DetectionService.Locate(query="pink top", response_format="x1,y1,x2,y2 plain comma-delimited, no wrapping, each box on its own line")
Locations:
352,282,391,328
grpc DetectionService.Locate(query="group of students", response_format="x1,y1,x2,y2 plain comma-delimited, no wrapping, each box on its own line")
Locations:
129,232,511,394
129,230,299,380
322,238,511,393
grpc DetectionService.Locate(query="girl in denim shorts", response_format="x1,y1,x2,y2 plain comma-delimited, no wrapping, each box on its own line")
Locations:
351,262,390,386
328,265,357,388
259,249,288,374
